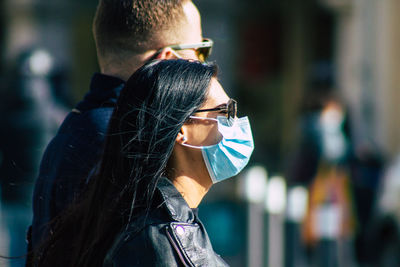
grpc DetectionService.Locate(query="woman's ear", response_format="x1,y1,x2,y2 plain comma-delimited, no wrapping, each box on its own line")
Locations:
176,126,188,144
155,47,182,60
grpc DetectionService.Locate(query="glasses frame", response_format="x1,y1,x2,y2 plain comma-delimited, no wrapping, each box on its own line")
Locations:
194,98,237,120
159,38,213,62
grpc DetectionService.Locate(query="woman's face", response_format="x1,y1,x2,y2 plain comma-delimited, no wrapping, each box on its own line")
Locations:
182,78,230,146
169,78,231,186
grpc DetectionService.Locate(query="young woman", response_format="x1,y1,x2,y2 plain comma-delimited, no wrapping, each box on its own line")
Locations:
33,59,254,266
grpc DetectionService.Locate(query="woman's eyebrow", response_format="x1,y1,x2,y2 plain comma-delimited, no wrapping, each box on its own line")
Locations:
214,103,228,109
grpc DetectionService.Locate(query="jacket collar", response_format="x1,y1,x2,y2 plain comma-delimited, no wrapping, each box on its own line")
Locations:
156,177,195,223
75,73,125,112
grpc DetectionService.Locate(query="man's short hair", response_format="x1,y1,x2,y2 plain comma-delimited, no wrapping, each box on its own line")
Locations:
93,0,188,58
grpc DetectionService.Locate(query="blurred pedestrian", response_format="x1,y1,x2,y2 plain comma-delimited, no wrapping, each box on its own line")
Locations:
286,65,357,266
0,48,68,266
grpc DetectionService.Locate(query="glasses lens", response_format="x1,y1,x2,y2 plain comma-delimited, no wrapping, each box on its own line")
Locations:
227,99,237,119
196,47,211,62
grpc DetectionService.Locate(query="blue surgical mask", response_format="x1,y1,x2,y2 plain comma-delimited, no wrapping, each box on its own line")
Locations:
182,116,254,183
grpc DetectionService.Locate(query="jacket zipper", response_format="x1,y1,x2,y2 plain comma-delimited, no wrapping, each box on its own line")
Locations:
166,226,192,267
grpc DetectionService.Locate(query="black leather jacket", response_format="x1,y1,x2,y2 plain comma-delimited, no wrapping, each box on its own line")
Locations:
103,177,229,267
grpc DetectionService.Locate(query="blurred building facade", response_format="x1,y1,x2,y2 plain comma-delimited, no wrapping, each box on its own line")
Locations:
322,0,400,159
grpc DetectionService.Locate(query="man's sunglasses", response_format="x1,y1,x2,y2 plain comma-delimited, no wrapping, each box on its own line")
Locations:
162,38,213,62
195,99,237,120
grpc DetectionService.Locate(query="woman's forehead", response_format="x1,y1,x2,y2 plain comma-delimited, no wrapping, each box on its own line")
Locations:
203,78,229,108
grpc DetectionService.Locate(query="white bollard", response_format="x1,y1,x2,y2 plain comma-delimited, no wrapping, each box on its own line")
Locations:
266,176,286,267
242,166,268,267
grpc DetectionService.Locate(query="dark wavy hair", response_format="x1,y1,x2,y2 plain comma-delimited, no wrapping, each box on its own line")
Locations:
33,59,218,266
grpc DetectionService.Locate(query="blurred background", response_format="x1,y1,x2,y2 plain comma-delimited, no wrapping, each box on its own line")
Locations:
0,0,400,266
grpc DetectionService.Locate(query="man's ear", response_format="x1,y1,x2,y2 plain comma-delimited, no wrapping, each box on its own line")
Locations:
156,47,182,60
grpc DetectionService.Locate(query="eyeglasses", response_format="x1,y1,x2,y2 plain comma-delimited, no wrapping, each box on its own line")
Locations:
195,99,237,120
161,38,213,62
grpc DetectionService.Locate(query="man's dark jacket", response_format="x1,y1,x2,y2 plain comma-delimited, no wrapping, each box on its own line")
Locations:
30,73,125,248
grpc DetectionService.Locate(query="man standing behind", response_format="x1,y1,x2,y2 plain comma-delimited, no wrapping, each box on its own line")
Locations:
30,0,213,250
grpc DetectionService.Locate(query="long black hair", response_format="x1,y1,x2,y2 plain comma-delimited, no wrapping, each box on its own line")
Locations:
34,59,218,266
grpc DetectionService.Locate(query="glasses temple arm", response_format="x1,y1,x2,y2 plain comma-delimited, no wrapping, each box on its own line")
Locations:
194,107,226,113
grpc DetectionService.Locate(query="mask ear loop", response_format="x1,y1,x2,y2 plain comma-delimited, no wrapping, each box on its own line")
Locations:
180,142,202,149
180,116,219,149
189,116,218,122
